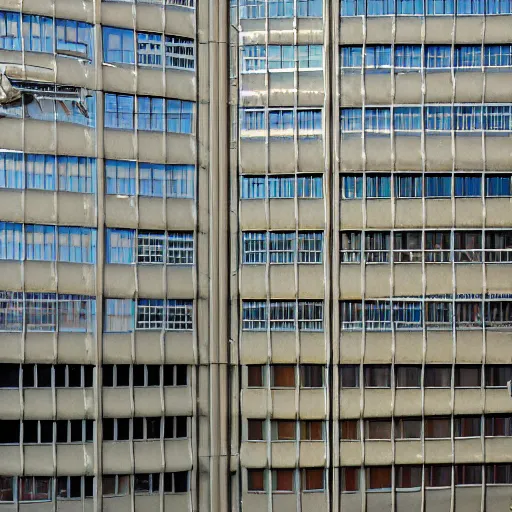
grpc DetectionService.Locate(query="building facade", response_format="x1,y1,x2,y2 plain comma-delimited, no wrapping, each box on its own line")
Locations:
0,0,512,511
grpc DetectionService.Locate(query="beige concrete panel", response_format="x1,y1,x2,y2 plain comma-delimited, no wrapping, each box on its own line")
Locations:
271,442,297,467
166,266,194,298
454,198,482,227
364,73,393,105
56,444,93,475
300,333,327,364
164,387,193,416
57,125,96,158
395,440,423,465
424,72,453,103
486,331,512,364
24,51,54,74
137,266,166,298
102,66,137,95
239,201,267,230
133,388,164,417
367,493,392,510
454,17,484,44
364,332,392,363
340,493,363,512
0,190,23,223
340,264,362,299
365,265,391,298
56,59,96,91
164,332,195,363
58,333,95,364
57,193,96,227
394,389,422,416
135,331,163,364
103,388,132,418
137,131,166,164
103,442,133,474
55,0,93,21
267,19,295,40
425,331,453,363
366,17,393,43
485,437,512,462
486,198,512,227
239,19,265,35
299,389,327,419
296,18,324,41
340,200,364,229
24,120,56,155
269,140,296,174
105,196,138,229
0,261,22,292
425,264,453,295
268,74,295,107
164,440,191,471
136,68,165,98
0,390,21,420
103,130,136,161
0,333,22,362
339,441,363,466
340,332,363,364
104,264,136,297
424,489,452,512
103,496,131,512
24,190,57,224
454,389,484,415
455,331,482,363
272,494,297,512
454,136,484,171
363,389,393,417
394,264,423,296
299,441,326,466
297,265,324,299
395,332,423,363
24,445,54,475
425,200,452,227
269,199,296,229
394,137,423,171
455,264,483,294
163,495,191,512
57,263,96,295
271,332,297,363
454,488,482,512
241,389,269,418
364,440,393,465
134,440,164,472
240,442,267,467
240,332,268,364
302,493,328,512
163,6,195,38
102,333,132,364
298,73,325,107
24,261,57,292
339,18,364,44
485,389,512,414
298,198,325,229
484,72,512,103
487,264,512,296
240,140,266,173
0,446,21,475
366,199,392,228
454,438,483,463
424,439,452,463
454,72,484,103
395,73,422,104
0,118,22,151
57,389,94,419
166,198,195,230
424,389,452,415
139,197,166,230
396,492,423,512
340,74,363,107
240,75,266,108
269,264,296,298
58,501,94,512
395,18,423,43
339,389,362,418
484,15,512,41
298,139,324,172
424,136,453,171
340,137,364,171
134,495,160,512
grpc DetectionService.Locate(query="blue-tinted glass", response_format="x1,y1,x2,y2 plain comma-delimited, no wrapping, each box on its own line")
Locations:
0,152,24,189
366,46,392,68
23,15,53,53
342,175,363,199
103,26,135,64
341,109,363,131
426,176,451,197
455,176,482,197
425,46,451,68
0,222,23,260
455,46,481,68
395,45,422,68
397,0,425,13
456,0,484,12
106,229,135,264
0,12,21,51
366,175,391,198
426,0,454,13
486,176,511,196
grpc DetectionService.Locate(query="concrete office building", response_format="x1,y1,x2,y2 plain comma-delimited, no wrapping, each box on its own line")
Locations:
0,0,512,511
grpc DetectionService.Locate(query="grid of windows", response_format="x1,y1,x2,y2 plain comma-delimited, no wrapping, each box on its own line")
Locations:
0,293,96,332
103,27,194,69
102,416,189,440
240,174,323,199
0,364,94,388
242,301,324,331
102,364,188,387
341,105,512,133
0,419,94,444
340,0,512,14
240,108,323,135
104,93,194,133
247,468,325,493
242,231,323,263
241,45,322,71
104,299,193,332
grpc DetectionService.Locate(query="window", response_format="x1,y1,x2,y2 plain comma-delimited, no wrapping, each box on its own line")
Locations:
340,365,360,388
163,472,188,493
454,417,481,437
341,420,360,440
455,46,482,68
102,475,130,497
395,45,421,69
395,418,422,439
242,232,266,264
426,302,452,329
485,45,512,67
302,469,324,491
341,232,361,262
485,415,512,437
166,300,193,330
395,366,421,388
426,0,454,12
166,99,194,133
105,160,136,195
457,175,482,197
106,229,135,264
486,175,512,197
26,154,56,190
455,365,481,388
425,231,451,263
396,466,422,490
25,225,55,261
487,464,512,484
167,232,194,264
55,19,93,60
366,175,391,198
366,467,392,491
425,465,452,487
138,97,165,131
425,366,451,388
0,11,21,51
105,93,134,130
364,365,391,388
365,108,391,132
271,365,295,387
135,299,193,331
425,106,452,131
341,46,363,69
0,151,23,189
134,474,160,494
301,421,323,440
341,109,363,132
56,476,93,499
297,175,323,198
394,232,422,262
269,176,294,198
164,35,195,70
300,365,324,388
272,420,296,441
166,165,194,198
425,175,451,197
485,365,512,387
272,469,294,493
365,420,392,440
395,174,422,198
57,227,96,264
485,231,512,263
57,156,96,193
104,299,133,332
269,232,294,263
247,419,265,441
365,301,391,330
454,231,482,262
340,301,363,330
0,363,19,388
133,417,162,440
456,302,482,328
103,26,135,64
341,175,363,199
298,232,323,263
18,477,51,502
455,465,482,486
247,365,264,387
426,45,451,69
241,45,266,72
0,223,22,260
365,232,390,263
425,417,451,438
247,469,265,492
341,468,360,492
163,365,187,386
